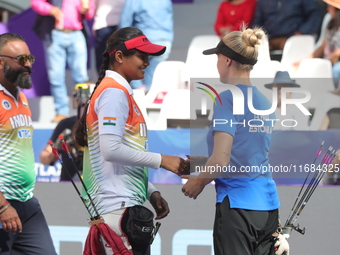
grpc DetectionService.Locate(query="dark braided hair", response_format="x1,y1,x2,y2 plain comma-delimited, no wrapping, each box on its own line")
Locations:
73,27,144,147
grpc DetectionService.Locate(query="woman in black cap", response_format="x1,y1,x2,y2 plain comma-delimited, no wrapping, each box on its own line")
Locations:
182,26,289,255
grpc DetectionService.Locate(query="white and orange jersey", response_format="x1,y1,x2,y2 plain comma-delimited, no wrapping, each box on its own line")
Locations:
0,85,35,202
83,71,149,215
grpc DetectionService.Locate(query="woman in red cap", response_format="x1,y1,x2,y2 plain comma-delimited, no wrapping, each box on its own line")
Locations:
74,26,188,255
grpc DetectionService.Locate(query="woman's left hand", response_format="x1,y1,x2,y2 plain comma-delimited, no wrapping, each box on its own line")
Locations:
181,176,206,199
149,191,170,220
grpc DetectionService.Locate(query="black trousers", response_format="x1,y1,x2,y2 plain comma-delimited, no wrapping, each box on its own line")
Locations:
213,196,278,255
0,197,57,255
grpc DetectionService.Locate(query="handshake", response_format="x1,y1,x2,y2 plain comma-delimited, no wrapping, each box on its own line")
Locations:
159,155,209,177
159,155,210,199
159,154,190,176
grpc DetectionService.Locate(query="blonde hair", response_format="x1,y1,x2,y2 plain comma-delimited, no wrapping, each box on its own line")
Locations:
222,26,265,70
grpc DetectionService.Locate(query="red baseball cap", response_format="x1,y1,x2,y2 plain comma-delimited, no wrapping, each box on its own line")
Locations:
109,35,166,57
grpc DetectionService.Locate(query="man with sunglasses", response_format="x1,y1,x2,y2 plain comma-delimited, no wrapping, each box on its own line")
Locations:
0,33,57,254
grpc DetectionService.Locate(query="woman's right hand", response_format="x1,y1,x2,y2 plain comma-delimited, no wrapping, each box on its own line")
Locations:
160,155,189,176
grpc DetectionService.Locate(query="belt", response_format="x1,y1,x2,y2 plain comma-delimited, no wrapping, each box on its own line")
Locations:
57,29,76,33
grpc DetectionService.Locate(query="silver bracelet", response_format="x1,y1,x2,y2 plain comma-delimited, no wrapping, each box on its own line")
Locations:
0,202,10,214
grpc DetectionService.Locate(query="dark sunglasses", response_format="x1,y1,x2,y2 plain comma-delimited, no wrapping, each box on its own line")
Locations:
0,54,35,66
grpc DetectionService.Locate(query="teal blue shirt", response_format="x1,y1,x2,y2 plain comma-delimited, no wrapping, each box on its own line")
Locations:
207,84,280,210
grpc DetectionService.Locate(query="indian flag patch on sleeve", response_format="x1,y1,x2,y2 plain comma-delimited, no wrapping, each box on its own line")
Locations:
103,117,116,126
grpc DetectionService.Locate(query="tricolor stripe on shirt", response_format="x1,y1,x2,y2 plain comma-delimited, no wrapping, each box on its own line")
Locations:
103,117,116,126
83,76,149,215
